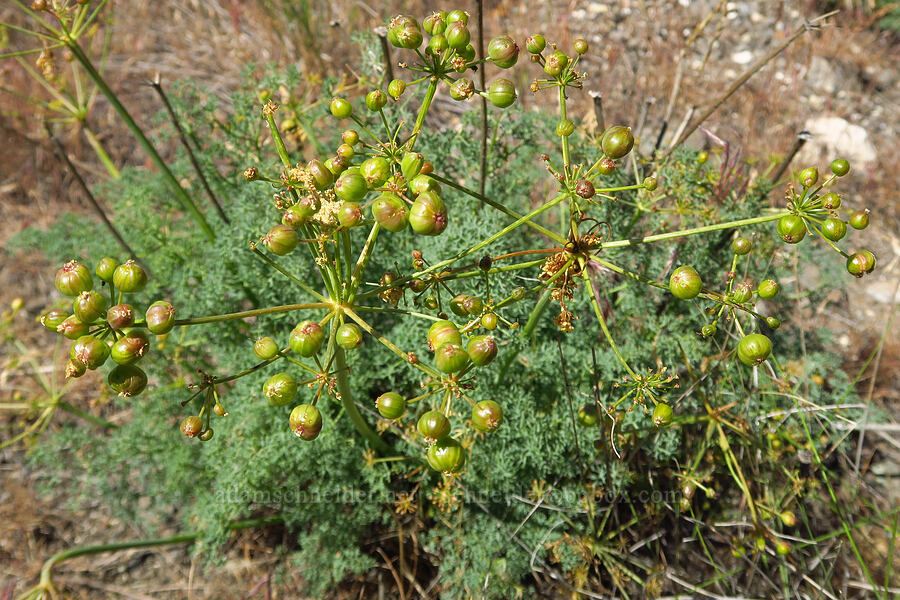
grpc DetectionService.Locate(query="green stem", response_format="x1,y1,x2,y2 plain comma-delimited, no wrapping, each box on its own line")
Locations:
250,246,329,302
35,516,283,593
559,84,570,181
333,346,391,454
408,78,438,150
430,174,567,244
136,302,331,328
264,112,292,168
602,211,787,250
66,40,215,242
57,401,117,429
80,122,120,179
343,308,442,379
389,192,569,288
347,222,381,303
582,264,636,377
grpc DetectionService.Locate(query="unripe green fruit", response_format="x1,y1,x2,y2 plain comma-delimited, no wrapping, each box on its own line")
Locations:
652,403,673,427
736,333,772,366
765,316,781,329
434,342,469,373
821,218,847,241
264,224,299,255
57,315,89,339
55,260,93,297
446,9,468,24
830,158,850,176
732,237,752,255
95,257,118,282
777,215,806,244
525,34,545,53
427,438,466,473
290,320,325,356
423,12,446,35
701,323,717,337
336,143,354,160
336,322,364,350
450,294,470,318
338,202,364,228
73,290,107,323
198,428,214,441
283,197,320,229
446,21,470,49
488,78,517,108
669,265,703,300
849,209,869,230
388,79,406,98
360,157,391,188
409,192,448,236
544,50,568,76
556,119,575,137
111,330,149,365
329,97,353,119
334,172,368,202
467,335,498,366
757,280,779,299
600,125,634,159
798,166,818,187
459,43,476,61
417,410,450,441
376,392,406,420
70,335,110,370
427,320,462,351
401,152,425,183
106,303,135,329
112,260,147,293
372,193,409,232
573,38,588,54
577,403,600,427
342,129,359,146
780,510,797,527
108,364,148,397
820,192,841,209
264,372,297,406
846,250,876,277
643,176,658,191
289,404,322,440
254,336,279,360
488,35,518,68
597,157,616,175
146,300,176,335
389,15,423,49
41,308,70,332
307,159,334,190
181,415,203,438
65,359,86,379
409,174,442,196
775,541,791,556
449,77,475,101
471,400,503,433
365,89,387,112
463,296,483,315
730,282,753,304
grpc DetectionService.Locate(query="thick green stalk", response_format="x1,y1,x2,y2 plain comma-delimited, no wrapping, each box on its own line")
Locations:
65,40,215,241
559,84,571,180
134,302,331,329
602,211,787,250
333,346,391,454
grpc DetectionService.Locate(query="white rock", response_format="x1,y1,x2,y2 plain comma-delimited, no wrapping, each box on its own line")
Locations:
796,117,877,169
731,50,754,65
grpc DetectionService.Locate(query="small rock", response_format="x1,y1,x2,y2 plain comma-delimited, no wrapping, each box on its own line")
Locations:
796,116,877,170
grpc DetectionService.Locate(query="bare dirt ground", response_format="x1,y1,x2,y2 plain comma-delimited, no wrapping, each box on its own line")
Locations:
2,1,898,597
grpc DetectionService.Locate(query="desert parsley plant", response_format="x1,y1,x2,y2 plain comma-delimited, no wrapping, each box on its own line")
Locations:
9,3,884,598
